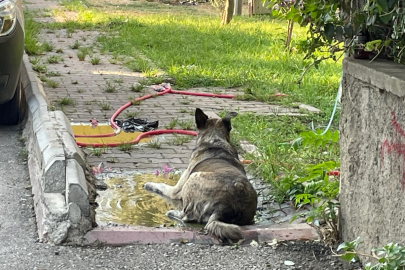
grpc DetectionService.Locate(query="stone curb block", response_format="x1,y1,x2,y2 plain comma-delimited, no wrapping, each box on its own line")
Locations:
49,111,86,170
84,224,318,246
22,53,91,245
66,159,90,216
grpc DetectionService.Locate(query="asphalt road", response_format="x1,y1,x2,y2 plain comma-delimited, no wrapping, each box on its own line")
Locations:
0,124,362,270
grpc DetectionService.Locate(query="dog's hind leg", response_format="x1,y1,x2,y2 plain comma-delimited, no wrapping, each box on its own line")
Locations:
143,182,175,198
143,167,191,199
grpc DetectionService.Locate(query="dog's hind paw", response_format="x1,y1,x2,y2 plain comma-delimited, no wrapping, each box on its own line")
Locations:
166,210,182,219
143,182,156,191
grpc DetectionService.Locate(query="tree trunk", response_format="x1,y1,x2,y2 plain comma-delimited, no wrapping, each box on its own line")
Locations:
221,0,235,25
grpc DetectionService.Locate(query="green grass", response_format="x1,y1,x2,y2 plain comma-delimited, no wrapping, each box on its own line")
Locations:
229,112,340,203
49,4,341,112
24,11,45,55
95,15,341,112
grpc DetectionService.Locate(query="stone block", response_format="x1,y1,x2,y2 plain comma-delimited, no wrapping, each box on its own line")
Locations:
42,152,66,193
299,104,321,113
340,58,405,262
66,159,90,216
68,202,82,224
62,132,86,169
49,111,74,136
42,193,70,245
35,122,60,153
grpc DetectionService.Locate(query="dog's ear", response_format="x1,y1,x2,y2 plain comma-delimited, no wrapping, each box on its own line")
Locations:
222,112,238,132
195,108,208,129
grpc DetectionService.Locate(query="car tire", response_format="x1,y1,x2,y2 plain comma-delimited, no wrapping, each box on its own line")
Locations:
0,75,26,125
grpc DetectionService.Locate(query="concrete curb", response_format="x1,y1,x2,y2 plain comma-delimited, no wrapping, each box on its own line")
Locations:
84,224,318,246
22,53,92,245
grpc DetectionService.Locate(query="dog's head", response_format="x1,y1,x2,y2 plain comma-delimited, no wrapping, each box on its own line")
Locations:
195,108,237,143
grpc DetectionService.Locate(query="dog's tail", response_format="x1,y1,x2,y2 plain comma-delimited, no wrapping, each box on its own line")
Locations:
205,220,243,242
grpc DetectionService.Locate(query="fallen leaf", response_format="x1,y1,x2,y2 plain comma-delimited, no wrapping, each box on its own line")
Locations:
284,260,295,266
250,240,258,247
267,238,278,246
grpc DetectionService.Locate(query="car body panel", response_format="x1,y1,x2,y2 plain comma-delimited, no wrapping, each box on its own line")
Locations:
0,0,24,105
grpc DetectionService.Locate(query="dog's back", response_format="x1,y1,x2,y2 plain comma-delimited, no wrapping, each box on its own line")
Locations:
143,108,257,242
179,109,257,241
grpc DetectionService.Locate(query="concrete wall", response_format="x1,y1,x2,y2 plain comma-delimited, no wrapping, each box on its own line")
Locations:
340,58,405,256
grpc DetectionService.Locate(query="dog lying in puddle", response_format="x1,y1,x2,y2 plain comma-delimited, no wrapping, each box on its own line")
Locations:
143,108,257,242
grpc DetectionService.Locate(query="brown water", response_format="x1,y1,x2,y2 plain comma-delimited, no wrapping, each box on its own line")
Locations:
96,174,181,227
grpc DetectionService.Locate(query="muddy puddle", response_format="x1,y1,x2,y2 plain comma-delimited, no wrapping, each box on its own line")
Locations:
95,172,307,228
96,173,182,227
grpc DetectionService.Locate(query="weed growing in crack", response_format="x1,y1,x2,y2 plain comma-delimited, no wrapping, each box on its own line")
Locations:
56,96,75,106
45,79,59,88
98,101,111,110
117,143,133,152
90,55,101,65
165,118,178,129
46,55,63,64
69,40,80,49
102,81,118,93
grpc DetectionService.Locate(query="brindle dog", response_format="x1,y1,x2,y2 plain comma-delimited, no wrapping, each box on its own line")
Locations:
143,108,257,242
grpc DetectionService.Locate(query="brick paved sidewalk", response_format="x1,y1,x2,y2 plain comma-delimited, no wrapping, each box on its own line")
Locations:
24,0,304,172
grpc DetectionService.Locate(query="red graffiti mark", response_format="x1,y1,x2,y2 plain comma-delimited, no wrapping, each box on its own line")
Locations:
381,111,405,192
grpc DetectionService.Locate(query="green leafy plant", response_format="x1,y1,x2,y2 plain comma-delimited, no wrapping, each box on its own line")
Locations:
338,238,405,270
288,130,340,239
268,0,405,69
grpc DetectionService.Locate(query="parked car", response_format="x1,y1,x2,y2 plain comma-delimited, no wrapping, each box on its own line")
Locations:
0,0,25,125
